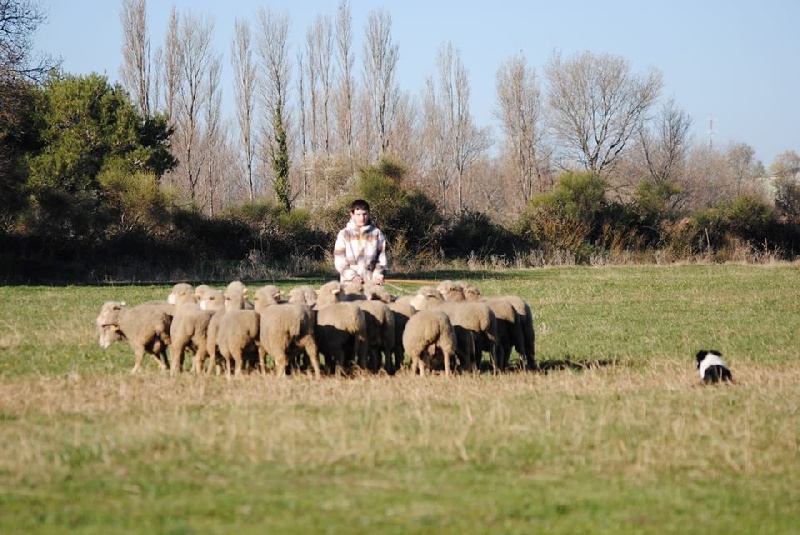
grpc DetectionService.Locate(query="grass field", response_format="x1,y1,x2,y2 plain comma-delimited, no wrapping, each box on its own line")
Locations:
0,264,798,534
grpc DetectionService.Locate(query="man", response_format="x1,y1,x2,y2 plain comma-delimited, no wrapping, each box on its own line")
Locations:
334,199,388,284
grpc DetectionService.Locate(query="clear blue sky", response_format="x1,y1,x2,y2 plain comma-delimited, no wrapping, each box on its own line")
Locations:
35,0,799,166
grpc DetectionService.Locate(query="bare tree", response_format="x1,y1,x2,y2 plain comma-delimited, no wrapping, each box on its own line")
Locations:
296,48,309,199
257,7,292,211
684,145,733,209
334,0,354,161
421,75,450,210
495,52,549,202
170,10,216,202
231,17,258,201
0,0,53,82
545,50,662,174
203,51,222,214
303,25,319,155
640,97,692,183
435,42,491,213
362,8,398,158
119,0,151,118
309,14,333,154
159,7,180,122
727,142,761,196
770,150,800,181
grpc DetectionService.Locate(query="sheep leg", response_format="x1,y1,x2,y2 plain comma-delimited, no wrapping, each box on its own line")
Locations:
151,340,170,371
258,346,269,376
304,338,322,379
130,348,146,374
273,350,288,377
231,348,244,376
409,351,420,376
443,350,452,377
170,344,186,376
192,345,208,374
393,346,404,375
354,335,368,372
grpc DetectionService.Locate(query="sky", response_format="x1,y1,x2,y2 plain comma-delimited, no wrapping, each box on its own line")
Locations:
34,0,799,166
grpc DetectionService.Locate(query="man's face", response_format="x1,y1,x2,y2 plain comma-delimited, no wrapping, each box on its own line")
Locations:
351,208,369,228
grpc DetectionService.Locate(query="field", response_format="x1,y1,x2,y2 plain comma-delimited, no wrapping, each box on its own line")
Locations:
0,264,798,534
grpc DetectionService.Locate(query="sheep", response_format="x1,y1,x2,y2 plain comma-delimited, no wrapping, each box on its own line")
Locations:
328,280,395,373
201,288,247,374
210,309,260,376
199,289,226,312
253,285,321,377
440,281,523,371
462,283,536,370
194,284,213,302
402,309,456,377
314,281,368,374
363,282,393,304
252,285,284,311
365,282,413,374
287,285,317,306
95,301,172,373
167,283,195,305
168,298,215,375
224,283,253,311
387,299,415,373
410,287,495,373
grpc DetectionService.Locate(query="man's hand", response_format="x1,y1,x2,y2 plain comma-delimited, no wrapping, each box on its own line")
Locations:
372,272,384,285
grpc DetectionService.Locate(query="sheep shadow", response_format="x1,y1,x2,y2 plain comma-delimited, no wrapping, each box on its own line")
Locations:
491,356,616,374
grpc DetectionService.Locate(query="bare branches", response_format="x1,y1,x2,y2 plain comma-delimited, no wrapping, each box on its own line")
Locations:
545,50,662,174
640,96,692,183
362,8,398,158
496,52,549,201
0,0,54,82
119,0,151,118
231,17,257,201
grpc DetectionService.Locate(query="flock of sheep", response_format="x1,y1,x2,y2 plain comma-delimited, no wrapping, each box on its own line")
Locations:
95,279,536,377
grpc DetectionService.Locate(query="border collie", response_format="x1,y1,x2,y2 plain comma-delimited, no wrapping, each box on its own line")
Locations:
695,350,732,384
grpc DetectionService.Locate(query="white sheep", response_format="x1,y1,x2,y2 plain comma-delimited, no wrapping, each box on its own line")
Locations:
315,281,368,374
194,284,213,302
168,303,215,375
402,309,456,377
387,299,416,374
440,281,523,371
210,309,260,376
95,301,172,373
462,283,536,370
167,282,195,305
410,287,495,372
287,284,317,306
322,281,394,373
253,285,321,377
224,282,253,311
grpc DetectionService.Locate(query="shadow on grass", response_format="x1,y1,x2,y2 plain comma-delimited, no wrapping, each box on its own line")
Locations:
492,357,617,374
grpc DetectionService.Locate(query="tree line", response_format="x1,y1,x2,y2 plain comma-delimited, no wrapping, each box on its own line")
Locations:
0,0,798,283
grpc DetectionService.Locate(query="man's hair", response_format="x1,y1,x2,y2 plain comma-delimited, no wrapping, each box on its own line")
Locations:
350,199,370,213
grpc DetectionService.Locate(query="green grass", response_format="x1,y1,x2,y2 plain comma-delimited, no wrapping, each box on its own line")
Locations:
0,264,799,533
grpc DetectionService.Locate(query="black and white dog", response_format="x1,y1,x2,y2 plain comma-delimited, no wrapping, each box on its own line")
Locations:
695,350,733,384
